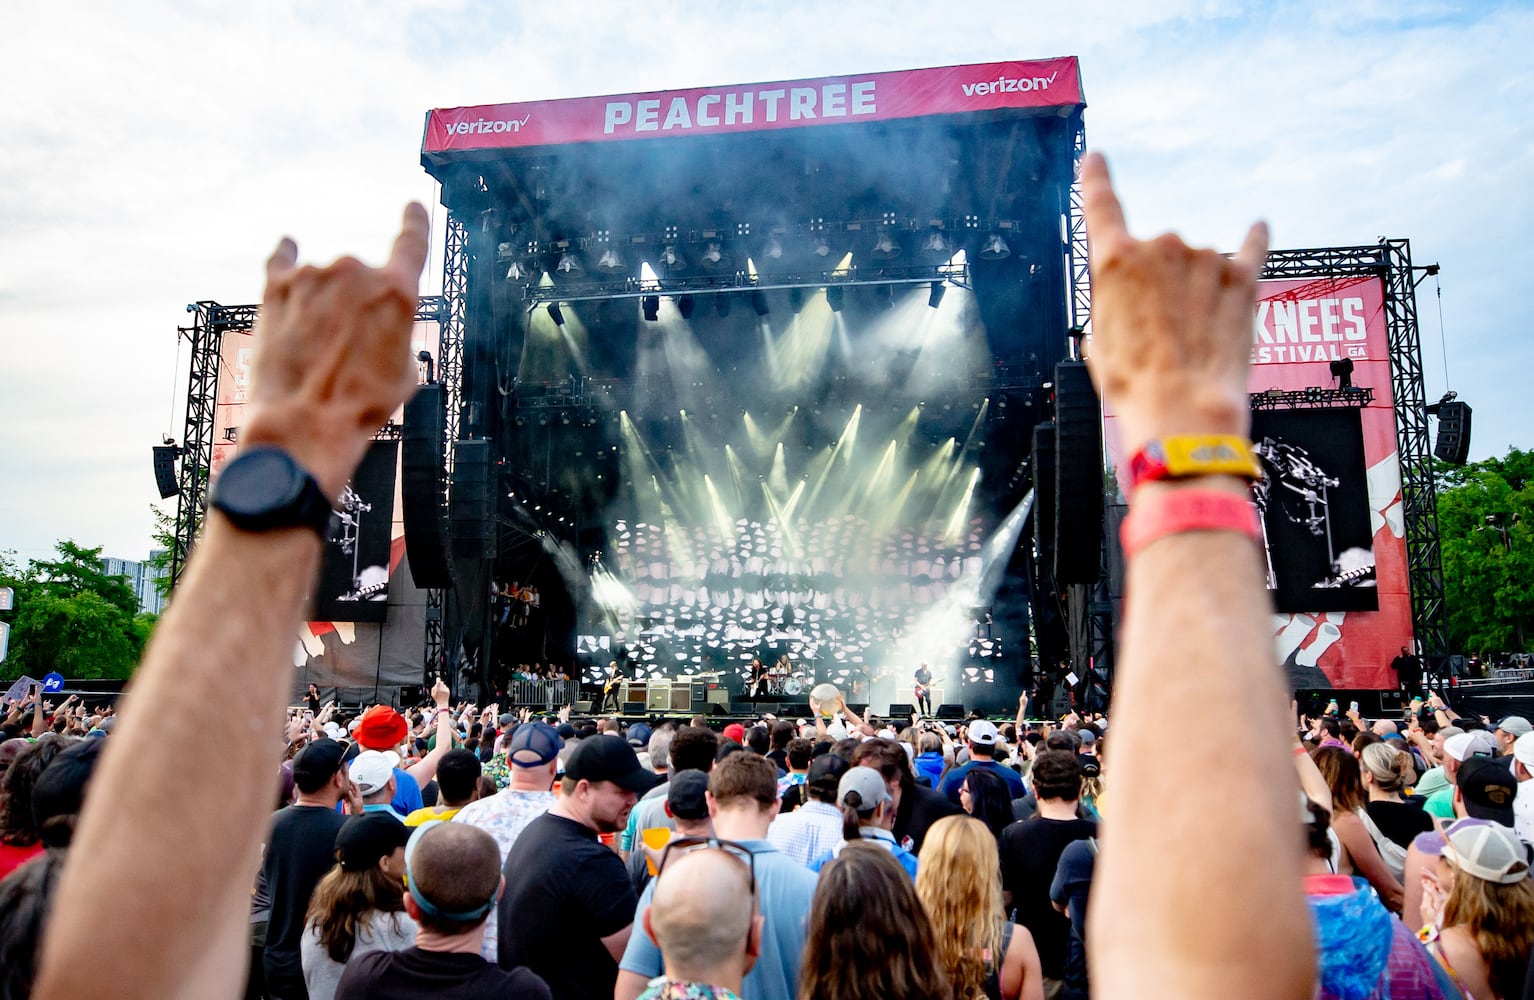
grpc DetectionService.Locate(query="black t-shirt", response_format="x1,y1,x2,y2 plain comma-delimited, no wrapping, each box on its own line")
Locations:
1366,799,1433,849
261,804,348,984
999,816,1097,980
498,812,637,999
336,946,551,1000
766,748,788,772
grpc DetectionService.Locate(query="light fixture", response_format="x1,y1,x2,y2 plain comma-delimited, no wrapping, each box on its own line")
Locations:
642,295,660,322
812,236,832,258
979,233,1011,260
700,242,725,268
596,248,625,272
555,251,583,275
661,245,686,269
928,281,946,309
1330,357,1355,389
762,236,784,262
871,230,902,260
678,295,696,320
506,261,528,281
876,284,894,309
826,286,844,313
547,302,565,327
750,291,769,316
789,287,804,313
921,230,951,258
715,295,732,317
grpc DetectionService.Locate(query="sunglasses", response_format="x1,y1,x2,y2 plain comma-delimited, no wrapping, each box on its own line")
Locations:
657,836,757,896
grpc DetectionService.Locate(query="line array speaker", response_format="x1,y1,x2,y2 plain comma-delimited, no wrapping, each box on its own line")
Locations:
1053,361,1103,584
1433,400,1472,466
1032,421,1057,574
400,384,453,588
152,446,179,499
450,439,496,560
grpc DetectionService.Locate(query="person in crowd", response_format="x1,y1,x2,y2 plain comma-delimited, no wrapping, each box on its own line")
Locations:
1314,745,1405,910
777,737,813,803
959,765,1014,843
799,842,952,1000
809,766,918,877
1300,799,1464,1000
1050,833,1097,1000
1494,717,1533,759
766,720,795,772
1419,820,1534,999
1422,731,1498,821
450,719,560,961
350,750,406,823
301,814,415,1000
767,753,849,867
618,752,818,1000
625,769,713,896
498,734,658,997
1361,743,1433,865
999,749,1096,992
914,728,949,789
1509,732,1534,844
635,845,762,1000
352,704,425,816
405,749,480,825
939,720,1026,804
852,736,960,855
917,815,1043,1000
335,822,551,999
0,737,67,881
262,738,354,999
621,726,720,855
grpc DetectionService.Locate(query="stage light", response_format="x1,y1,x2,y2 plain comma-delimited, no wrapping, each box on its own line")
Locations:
751,291,769,316
506,261,526,281
554,251,583,275
921,230,951,258
871,230,902,260
642,295,660,322
876,284,894,309
812,236,832,258
715,295,732,317
978,233,1011,260
789,288,804,313
700,242,726,268
825,286,844,312
661,245,686,269
596,247,625,272
678,295,696,320
762,236,784,262
547,302,565,327
928,281,946,309
1330,357,1355,389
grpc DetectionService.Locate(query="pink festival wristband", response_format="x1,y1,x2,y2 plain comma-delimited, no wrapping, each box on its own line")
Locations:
1120,487,1262,560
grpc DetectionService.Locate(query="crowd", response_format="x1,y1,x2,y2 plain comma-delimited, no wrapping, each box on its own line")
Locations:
1,153,1506,998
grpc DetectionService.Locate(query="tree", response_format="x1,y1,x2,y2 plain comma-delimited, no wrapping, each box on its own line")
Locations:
0,541,151,681
1436,448,1534,655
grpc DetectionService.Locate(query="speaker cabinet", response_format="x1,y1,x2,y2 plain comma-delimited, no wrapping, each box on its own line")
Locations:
152,446,179,500
450,439,496,560
1032,422,1056,573
887,702,915,720
1053,361,1103,584
401,385,453,587
936,703,966,720
1434,400,1472,465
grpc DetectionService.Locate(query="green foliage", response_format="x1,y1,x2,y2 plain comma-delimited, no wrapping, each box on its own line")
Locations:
0,540,152,681
1437,448,1534,654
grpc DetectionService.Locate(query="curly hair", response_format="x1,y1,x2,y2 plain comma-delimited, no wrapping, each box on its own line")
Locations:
916,816,1005,1000
0,737,68,848
799,842,952,1000
305,864,408,963
1442,865,1534,998
1311,745,1367,814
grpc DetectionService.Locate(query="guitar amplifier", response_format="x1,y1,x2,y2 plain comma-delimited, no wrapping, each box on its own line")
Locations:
623,682,647,709
646,682,671,711
669,686,691,711
706,683,730,706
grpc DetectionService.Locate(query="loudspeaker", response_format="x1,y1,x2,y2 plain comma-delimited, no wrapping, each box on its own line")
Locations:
703,702,729,717
574,700,594,714
1053,361,1104,584
1032,422,1056,573
397,684,423,706
152,445,179,499
1434,400,1472,466
450,439,496,559
887,702,915,719
401,384,453,587
936,703,966,720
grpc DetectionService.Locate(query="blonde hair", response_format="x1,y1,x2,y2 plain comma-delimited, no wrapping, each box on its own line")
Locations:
1443,864,1534,998
915,815,1004,1000
1360,742,1414,793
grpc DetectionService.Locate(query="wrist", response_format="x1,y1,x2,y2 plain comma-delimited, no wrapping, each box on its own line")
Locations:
240,404,366,501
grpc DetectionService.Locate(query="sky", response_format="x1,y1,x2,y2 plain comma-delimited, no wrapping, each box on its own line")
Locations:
0,0,1529,565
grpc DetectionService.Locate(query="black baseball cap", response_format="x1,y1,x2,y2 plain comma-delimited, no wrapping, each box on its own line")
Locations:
807,753,851,790
335,813,411,871
666,769,711,820
1459,757,1518,826
565,736,662,793
293,738,347,793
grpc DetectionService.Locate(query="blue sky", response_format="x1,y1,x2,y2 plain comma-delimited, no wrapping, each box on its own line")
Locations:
0,0,1528,564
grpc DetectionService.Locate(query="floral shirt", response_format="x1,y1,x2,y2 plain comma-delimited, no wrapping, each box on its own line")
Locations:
450,788,554,960
636,977,742,1000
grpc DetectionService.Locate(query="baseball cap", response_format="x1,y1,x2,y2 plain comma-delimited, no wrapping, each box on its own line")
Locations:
967,720,999,746
1497,716,1534,739
1078,729,1097,746
507,722,564,768
1458,757,1518,826
498,713,517,729
1444,730,1499,762
807,753,851,790
335,813,411,870
1444,820,1531,884
556,723,578,741
627,723,654,749
293,738,348,792
666,769,711,820
1413,817,1491,858
354,705,410,751
565,735,662,793
31,739,105,834
349,749,401,796
1515,732,1534,772
722,723,746,744
838,766,892,810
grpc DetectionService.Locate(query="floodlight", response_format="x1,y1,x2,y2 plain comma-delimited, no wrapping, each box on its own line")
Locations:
979,233,1011,260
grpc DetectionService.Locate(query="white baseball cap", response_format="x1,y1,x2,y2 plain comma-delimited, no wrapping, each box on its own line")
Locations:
1444,730,1499,763
348,749,400,796
967,720,999,746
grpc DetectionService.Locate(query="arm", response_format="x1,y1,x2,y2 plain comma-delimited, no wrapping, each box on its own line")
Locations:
1001,923,1045,1000
837,697,866,732
1292,741,1331,814
403,679,456,787
34,206,429,1000
1332,810,1404,912
1015,691,1029,735
614,971,650,1000
29,686,45,737
600,924,633,963
1078,154,1313,999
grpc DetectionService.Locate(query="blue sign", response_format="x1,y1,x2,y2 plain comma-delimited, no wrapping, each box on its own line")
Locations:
41,673,65,693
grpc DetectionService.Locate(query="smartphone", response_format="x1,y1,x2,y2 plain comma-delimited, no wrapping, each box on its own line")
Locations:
1349,701,1359,713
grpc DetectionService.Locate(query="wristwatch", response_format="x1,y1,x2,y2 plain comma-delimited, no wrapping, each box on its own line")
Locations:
209,446,334,536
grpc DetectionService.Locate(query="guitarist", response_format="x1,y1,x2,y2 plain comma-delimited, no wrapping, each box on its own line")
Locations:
601,660,624,713
913,662,933,717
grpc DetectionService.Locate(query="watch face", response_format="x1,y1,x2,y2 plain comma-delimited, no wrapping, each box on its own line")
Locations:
219,448,303,515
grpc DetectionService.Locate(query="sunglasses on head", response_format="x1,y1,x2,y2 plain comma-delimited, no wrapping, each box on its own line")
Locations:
657,836,757,896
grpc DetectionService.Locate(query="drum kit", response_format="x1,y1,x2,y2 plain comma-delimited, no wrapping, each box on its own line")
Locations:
763,659,807,696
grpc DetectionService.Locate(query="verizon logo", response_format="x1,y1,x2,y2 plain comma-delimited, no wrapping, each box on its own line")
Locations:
961,72,1058,97
446,115,532,136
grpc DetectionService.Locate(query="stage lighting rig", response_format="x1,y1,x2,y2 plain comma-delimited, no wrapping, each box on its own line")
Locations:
678,295,696,319
871,230,902,260
978,232,1011,260
642,295,660,322
546,302,565,327
928,281,946,309
825,286,845,312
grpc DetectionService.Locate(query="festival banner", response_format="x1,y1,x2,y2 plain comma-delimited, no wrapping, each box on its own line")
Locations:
1104,274,1412,690
422,58,1083,155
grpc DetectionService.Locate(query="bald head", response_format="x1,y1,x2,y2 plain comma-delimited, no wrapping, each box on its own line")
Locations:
647,849,756,980
410,823,501,932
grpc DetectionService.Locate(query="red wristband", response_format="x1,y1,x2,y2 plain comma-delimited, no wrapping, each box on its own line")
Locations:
1120,488,1262,559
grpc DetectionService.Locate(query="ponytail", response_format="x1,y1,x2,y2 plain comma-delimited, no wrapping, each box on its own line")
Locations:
841,789,877,840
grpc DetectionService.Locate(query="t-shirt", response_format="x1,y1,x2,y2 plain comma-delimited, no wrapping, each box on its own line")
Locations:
939,758,1027,804
810,827,919,879
498,812,637,999
335,946,551,1000
999,816,1097,980
301,910,419,1000
0,841,44,882
451,788,554,961
404,805,462,826
1365,800,1433,850
621,839,818,1000
621,782,672,853
766,800,844,868
1049,837,1097,1000
262,804,349,988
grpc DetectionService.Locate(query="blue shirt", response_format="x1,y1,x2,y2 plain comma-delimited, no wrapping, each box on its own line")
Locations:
914,752,946,788
811,827,919,879
938,758,1026,804
620,839,817,1000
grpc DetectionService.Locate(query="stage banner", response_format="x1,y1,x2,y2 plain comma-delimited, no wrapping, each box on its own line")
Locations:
1103,274,1412,690
313,440,398,623
422,58,1083,155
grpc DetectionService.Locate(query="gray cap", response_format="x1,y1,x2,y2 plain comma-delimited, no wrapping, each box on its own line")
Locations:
838,766,892,811
1497,716,1533,738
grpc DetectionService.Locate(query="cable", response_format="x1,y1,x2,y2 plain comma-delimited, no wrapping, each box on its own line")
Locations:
1434,276,1450,390
167,330,183,439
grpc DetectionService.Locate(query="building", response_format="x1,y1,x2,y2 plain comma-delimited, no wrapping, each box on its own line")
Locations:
102,554,167,616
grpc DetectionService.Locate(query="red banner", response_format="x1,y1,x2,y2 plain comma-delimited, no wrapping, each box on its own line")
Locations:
1104,275,1412,690
422,58,1082,155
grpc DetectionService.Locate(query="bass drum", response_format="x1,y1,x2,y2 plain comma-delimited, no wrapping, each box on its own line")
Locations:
783,675,805,696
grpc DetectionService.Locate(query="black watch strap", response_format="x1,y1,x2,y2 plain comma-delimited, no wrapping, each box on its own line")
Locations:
210,447,334,537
